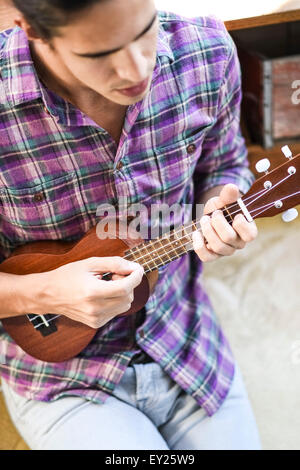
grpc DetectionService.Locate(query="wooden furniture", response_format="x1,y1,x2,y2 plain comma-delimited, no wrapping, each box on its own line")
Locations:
225,6,300,176
155,2,300,175
225,8,300,31
232,23,300,148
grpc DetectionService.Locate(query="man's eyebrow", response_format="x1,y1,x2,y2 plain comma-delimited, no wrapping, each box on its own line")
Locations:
73,12,158,58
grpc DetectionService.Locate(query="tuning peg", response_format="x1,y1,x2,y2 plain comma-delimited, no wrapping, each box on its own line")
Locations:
281,145,293,160
281,208,298,223
255,158,271,174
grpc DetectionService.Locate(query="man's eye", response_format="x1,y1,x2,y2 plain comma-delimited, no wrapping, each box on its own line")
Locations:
82,17,157,61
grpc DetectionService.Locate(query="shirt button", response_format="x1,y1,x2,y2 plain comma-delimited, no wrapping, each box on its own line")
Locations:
33,193,45,202
116,161,123,170
139,329,145,339
187,143,196,154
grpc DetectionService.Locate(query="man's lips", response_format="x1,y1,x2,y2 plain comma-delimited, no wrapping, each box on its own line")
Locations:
116,77,149,97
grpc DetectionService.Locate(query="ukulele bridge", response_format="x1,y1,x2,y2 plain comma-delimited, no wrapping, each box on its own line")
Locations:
27,314,58,337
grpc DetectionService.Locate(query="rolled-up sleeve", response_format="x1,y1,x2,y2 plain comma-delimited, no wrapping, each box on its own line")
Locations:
194,32,255,198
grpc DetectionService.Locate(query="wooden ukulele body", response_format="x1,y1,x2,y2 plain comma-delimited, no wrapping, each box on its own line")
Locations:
0,224,158,362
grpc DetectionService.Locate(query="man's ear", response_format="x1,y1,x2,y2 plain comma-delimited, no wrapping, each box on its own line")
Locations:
13,13,46,45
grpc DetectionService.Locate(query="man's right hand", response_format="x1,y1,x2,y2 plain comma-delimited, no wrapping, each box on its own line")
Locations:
35,257,144,329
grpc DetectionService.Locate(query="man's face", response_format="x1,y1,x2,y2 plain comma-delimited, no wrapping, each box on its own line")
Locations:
46,0,159,105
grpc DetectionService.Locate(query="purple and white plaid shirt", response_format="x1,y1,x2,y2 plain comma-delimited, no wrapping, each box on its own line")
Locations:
0,11,254,416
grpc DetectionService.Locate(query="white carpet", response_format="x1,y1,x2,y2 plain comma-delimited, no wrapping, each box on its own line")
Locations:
202,210,300,450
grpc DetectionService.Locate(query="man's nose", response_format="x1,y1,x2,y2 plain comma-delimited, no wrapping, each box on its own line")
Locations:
113,43,149,84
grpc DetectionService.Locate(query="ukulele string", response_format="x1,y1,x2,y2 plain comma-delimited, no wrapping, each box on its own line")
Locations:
97,185,300,280
101,173,293,273
28,179,296,329
249,189,300,218
26,314,61,329
30,190,299,330
110,191,264,270
234,172,293,215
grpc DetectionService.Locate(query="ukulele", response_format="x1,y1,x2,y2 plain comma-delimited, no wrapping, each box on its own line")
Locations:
0,145,299,363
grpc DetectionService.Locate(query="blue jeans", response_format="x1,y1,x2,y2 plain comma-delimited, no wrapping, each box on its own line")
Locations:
1,361,261,450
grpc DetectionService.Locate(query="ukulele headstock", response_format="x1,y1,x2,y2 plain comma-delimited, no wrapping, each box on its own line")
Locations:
241,146,300,222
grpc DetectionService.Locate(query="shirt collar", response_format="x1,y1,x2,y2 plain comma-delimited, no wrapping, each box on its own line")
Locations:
1,20,174,114
1,27,41,107
156,17,174,63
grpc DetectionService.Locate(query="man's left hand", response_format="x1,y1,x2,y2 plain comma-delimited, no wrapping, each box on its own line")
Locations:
192,183,258,262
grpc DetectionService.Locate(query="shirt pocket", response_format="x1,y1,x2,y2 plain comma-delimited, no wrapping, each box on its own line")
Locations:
153,128,209,206
0,172,89,248
142,128,209,238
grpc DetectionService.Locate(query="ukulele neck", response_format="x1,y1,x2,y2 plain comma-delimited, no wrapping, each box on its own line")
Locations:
123,203,241,273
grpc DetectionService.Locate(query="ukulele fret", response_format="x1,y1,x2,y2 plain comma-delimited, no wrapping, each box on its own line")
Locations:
172,231,184,257
124,224,197,273
153,236,173,266
128,242,157,271
149,239,165,268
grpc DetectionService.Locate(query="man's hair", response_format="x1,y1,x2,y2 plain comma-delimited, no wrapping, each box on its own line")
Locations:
12,0,103,40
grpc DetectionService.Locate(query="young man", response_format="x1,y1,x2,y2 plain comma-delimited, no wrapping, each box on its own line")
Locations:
0,0,261,449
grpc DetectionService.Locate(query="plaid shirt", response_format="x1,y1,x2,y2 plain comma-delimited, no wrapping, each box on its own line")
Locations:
0,11,254,416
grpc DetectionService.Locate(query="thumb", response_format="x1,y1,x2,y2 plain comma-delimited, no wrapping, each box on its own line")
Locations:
86,256,143,275
218,183,240,206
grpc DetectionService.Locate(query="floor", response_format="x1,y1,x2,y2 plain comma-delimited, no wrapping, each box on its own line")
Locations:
203,210,300,450
0,385,29,450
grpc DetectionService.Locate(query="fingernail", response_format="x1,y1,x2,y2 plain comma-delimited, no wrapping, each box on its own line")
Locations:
212,210,222,218
130,262,144,273
128,261,140,268
192,230,203,249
